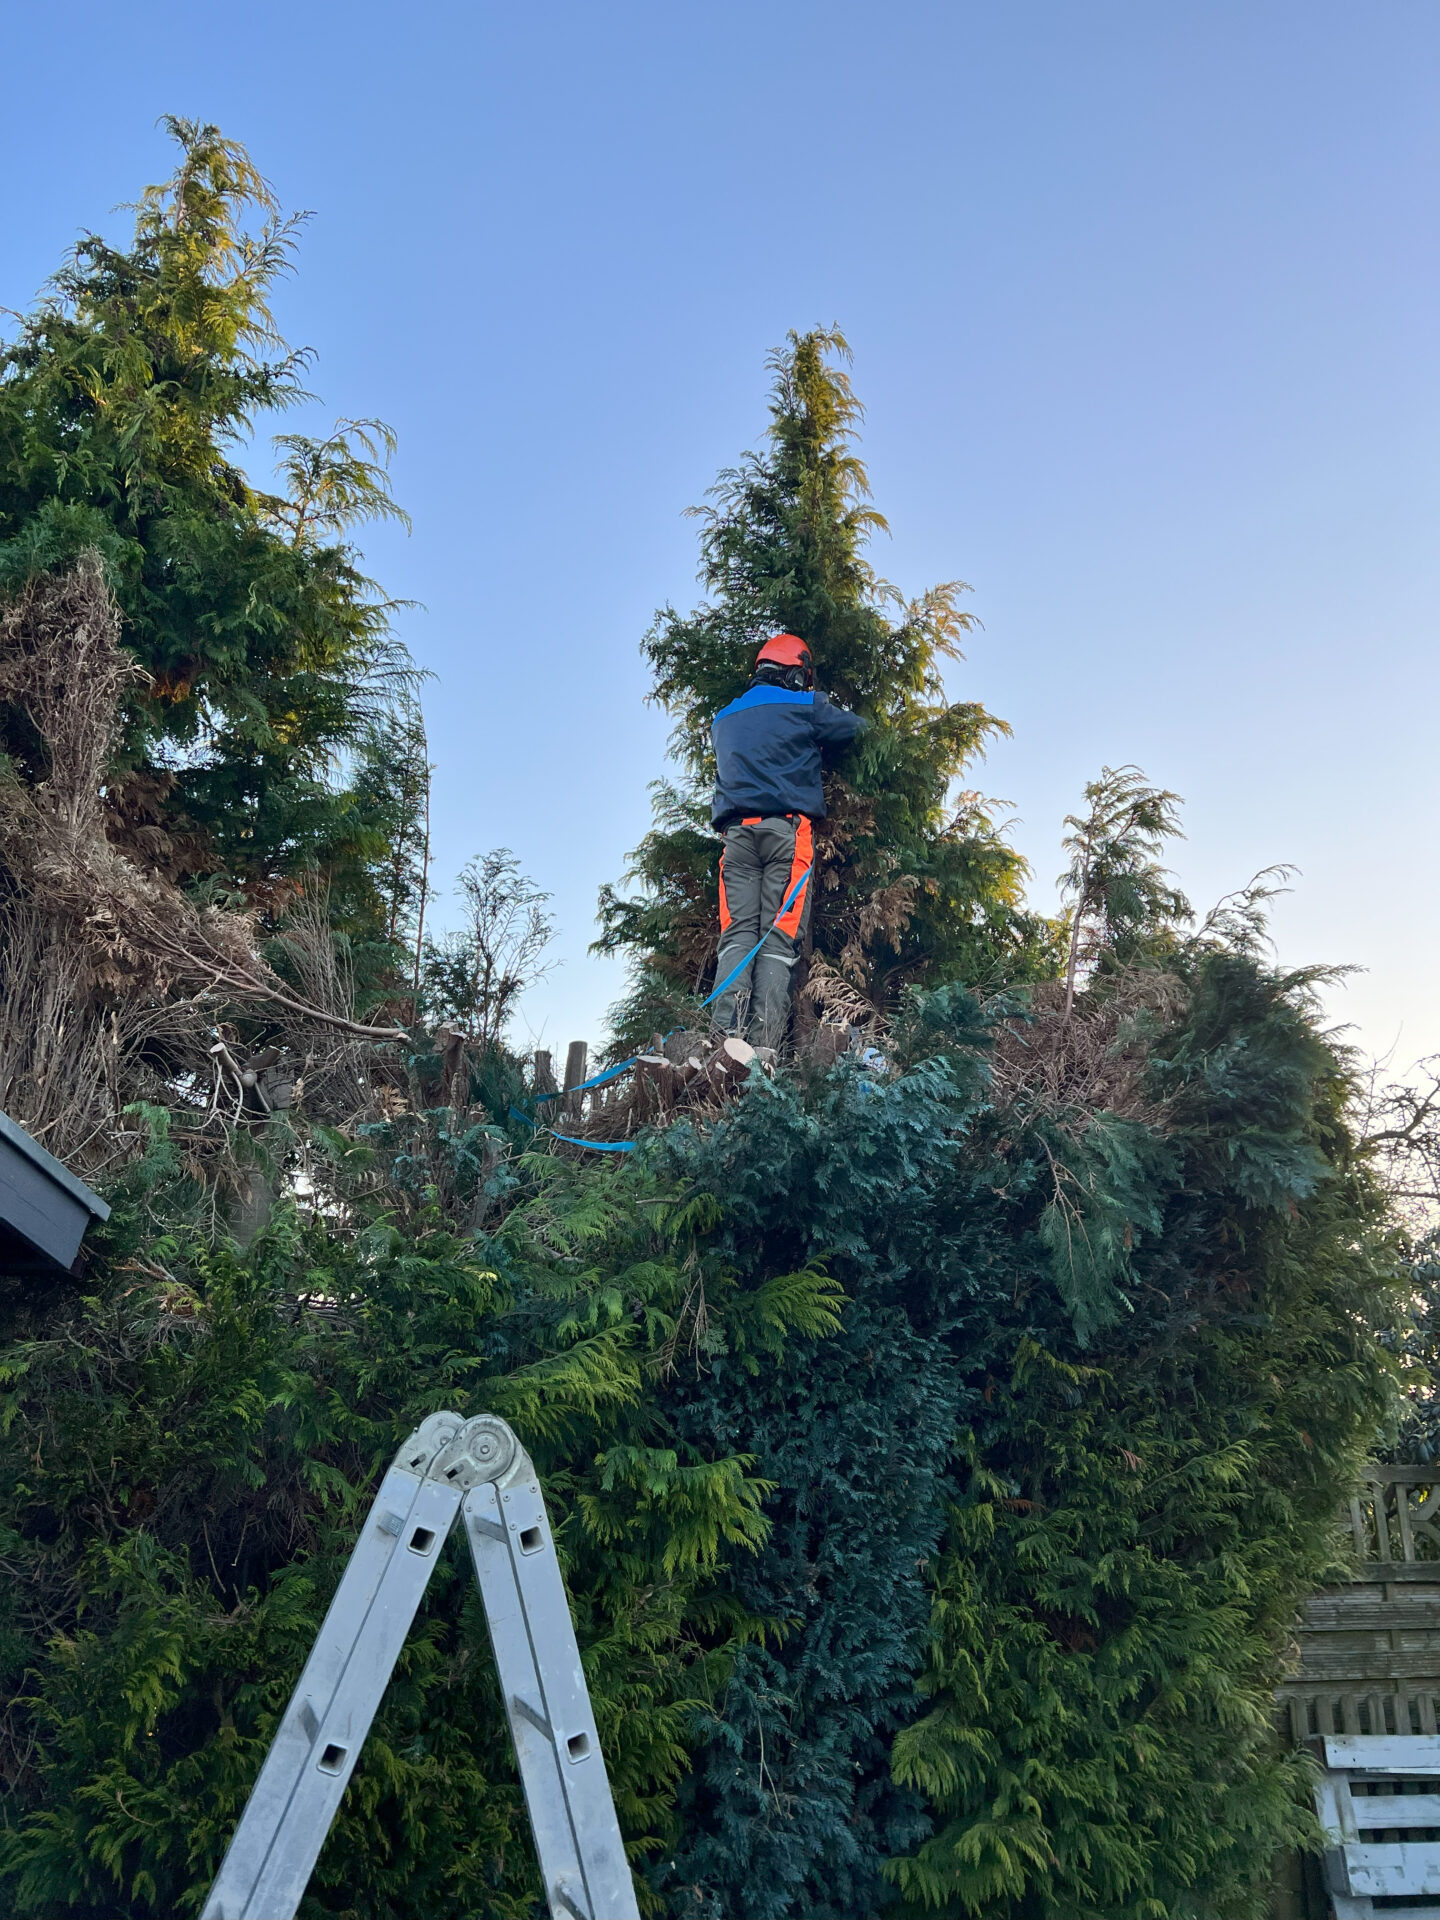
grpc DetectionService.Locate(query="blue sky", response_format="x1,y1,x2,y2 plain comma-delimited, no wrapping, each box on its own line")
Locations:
5,2,1437,1067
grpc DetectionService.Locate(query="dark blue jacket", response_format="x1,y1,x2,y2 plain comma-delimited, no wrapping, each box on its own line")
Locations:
710,685,867,828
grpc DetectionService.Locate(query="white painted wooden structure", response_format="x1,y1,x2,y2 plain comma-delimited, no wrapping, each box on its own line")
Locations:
1273,1468,1440,1917
1315,1734,1440,1915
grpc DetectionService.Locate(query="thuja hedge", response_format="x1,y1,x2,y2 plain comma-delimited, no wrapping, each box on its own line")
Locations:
0,1119,841,1917
649,949,1400,1919
0,941,1401,1919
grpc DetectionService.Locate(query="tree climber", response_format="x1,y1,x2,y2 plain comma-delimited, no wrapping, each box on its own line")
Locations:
708,633,867,1048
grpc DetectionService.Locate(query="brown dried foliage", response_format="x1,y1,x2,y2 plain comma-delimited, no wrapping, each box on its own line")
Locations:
988,970,1188,1139
798,955,889,1039
0,556,402,1169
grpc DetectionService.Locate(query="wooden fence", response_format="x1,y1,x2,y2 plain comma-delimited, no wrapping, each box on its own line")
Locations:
1279,1466,1440,1745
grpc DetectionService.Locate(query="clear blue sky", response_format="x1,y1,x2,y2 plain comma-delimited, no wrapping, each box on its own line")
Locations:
5,2,1437,1068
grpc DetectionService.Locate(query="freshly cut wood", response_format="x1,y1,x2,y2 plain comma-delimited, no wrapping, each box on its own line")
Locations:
633,1054,679,1119
709,1037,756,1091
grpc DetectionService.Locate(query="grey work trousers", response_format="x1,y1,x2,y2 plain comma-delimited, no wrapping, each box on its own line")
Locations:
711,814,814,1047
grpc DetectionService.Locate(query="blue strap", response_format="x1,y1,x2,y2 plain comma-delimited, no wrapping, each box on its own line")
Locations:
530,1055,642,1103
509,1105,638,1152
550,1132,636,1152
531,864,812,1105
516,860,813,1154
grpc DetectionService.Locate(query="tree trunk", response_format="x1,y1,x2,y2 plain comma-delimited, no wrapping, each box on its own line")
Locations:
563,1041,589,1121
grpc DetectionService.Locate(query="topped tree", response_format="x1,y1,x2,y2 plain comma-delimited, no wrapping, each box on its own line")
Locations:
597,328,1054,1050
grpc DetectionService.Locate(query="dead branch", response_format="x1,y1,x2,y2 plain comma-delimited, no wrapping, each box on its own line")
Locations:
989,971,1186,1137
0,555,406,1044
799,955,890,1039
0,554,405,1168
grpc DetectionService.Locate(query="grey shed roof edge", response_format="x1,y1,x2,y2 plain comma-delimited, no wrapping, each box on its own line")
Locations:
0,1112,110,1221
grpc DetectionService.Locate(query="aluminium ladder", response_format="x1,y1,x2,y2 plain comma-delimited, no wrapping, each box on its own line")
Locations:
202,1411,639,1920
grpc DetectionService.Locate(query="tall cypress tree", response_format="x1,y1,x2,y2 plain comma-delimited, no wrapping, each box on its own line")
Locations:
597,329,1054,1049
0,119,413,954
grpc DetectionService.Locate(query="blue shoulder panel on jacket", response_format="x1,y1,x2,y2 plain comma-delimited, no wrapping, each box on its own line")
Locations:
712,686,815,726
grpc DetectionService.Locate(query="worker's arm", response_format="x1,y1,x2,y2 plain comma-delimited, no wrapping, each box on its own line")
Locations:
811,692,868,754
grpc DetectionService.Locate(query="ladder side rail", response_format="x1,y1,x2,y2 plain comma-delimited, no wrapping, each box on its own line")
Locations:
465,1475,639,1920
203,1416,464,1920
238,1475,462,1919
465,1479,588,1919
204,1413,637,1920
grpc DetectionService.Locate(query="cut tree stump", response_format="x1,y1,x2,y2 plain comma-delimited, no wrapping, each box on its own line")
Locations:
709,1037,756,1093
662,1030,710,1067
563,1041,589,1119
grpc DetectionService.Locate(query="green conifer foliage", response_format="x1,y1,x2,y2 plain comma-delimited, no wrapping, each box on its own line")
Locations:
0,121,413,935
0,1127,844,1917
646,1048,1006,1920
637,934,1398,1919
882,943,1401,1919
1058,765,1190,1016
596,331,1054,1048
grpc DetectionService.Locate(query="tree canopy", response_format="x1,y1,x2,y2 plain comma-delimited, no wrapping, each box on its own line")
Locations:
597,328,1055,1052
0,118,416,970
0,137,1421,1920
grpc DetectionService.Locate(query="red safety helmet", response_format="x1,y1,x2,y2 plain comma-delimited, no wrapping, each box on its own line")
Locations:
756,632,812,673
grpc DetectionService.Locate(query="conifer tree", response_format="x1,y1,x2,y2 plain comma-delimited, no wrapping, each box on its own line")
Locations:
1059,764,1189,1015
587,334,1405,1920
0,120,414,947
597,330,1054,1047
341,693,433,1006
